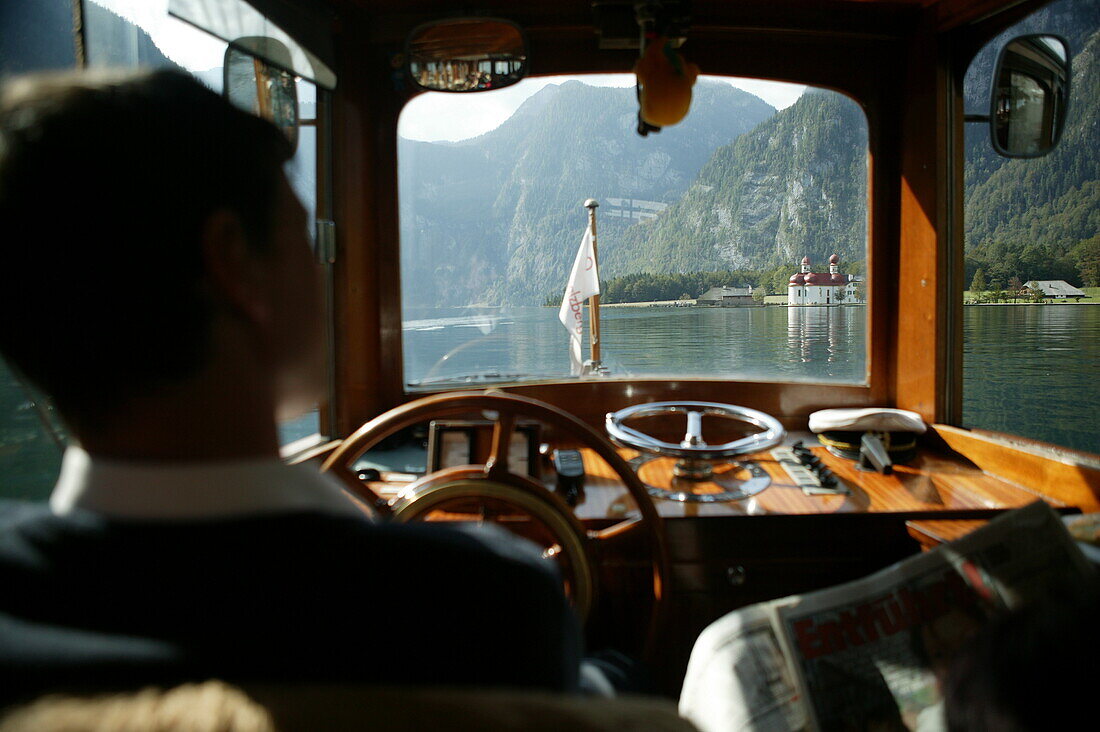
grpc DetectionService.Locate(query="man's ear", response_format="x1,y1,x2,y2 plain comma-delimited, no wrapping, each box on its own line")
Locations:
201,209,271,327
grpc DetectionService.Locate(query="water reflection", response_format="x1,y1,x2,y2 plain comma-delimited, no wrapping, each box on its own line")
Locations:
400,304,1096,452
787,306,860,364
962,305,1099,453
404,305,868,386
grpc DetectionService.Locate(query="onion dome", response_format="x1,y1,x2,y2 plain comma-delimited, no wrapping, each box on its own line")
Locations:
831,274,848,285
805,273,829,285
828,254,840,265
801,256,811,265
789,273,806,285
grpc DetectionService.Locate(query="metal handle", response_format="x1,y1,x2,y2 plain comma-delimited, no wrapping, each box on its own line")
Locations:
682,410,706,448
606,401,785,459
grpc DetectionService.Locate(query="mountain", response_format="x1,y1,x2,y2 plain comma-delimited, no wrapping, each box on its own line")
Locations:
963,0,1100,287
398,80,776,305
82,2,177,69
601,89,868,277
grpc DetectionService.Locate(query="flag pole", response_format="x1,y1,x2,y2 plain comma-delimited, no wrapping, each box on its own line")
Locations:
584,198,601,367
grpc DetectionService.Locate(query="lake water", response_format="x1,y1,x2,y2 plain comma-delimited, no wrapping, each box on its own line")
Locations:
961,304,1100,452
404,304,1100,454
403,305,867,385
2,304,1096,501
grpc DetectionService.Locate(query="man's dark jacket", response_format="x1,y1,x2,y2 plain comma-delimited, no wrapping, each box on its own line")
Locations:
0,502,582,705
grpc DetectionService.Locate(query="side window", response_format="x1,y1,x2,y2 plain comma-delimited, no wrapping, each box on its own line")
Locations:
0,1,79,500
83,1,325,448
962,0,1099,452
0,359,66,501
0,0,76,74
278,79,323,446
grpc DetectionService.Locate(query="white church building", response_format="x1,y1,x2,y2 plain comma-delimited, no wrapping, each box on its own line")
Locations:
788,254,864,305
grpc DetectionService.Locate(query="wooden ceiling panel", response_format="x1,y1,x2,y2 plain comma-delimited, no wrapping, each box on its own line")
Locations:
335,0,1030,33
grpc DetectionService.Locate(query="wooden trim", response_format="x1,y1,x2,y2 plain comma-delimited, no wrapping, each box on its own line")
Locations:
330,18,908,434
943,32,967,427
932,0,1030,32
332,8,407,434
893,10,951,422
477,380,876,429
930,424,1100,511
906,518,987,549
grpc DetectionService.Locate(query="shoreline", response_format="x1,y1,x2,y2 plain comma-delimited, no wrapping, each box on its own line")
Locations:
962,300,1099,306
594,299,1098,308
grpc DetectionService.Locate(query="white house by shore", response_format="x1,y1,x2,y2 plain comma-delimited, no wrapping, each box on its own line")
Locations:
1024,280,1087,299
788,254,864,305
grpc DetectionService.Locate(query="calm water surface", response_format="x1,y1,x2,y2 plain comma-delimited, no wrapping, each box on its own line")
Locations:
404,303,1099,454
961,305,1100,452
403,305,867,385
2,304,1096,501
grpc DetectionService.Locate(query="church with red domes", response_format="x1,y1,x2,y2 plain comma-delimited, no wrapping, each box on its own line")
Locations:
788,254,864,305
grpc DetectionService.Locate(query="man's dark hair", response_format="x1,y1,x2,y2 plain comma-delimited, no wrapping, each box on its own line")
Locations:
0,69,294,420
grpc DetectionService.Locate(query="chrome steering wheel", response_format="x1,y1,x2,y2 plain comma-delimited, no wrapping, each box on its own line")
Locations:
606,401,785,501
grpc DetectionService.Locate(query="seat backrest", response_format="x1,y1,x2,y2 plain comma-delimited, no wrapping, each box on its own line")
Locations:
0,681,698,732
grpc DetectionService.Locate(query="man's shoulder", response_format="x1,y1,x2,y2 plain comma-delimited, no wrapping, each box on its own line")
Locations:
0,502,580,695
0,503,557,588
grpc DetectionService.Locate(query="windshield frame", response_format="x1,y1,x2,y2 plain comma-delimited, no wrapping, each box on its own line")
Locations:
329,8,958,439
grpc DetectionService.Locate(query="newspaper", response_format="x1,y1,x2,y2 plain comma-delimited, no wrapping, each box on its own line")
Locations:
679,502,1093,732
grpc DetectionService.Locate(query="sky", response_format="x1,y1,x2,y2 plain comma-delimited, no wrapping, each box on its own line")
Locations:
399,75,806,143
95,0,805,144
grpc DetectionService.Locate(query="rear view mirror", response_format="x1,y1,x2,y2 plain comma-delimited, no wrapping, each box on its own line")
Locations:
989,34,1069,158
224,40,299,151
406,19,528,93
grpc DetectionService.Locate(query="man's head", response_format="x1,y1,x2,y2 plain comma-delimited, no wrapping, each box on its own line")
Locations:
0,69,312,430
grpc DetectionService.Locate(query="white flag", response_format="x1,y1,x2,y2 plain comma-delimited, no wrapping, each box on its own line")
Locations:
558,225,600,375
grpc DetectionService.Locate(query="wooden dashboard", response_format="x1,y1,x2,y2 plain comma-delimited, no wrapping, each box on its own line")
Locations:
573,439,1056,520
345,428,1091,693
363,435,1064,521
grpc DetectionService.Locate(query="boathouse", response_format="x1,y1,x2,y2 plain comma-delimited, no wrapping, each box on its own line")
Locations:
697,286,757,306
788,254,864,305
1024,280,1087,300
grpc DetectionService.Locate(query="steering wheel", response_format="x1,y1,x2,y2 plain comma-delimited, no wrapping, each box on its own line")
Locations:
320,391,669,643
606,401,786,501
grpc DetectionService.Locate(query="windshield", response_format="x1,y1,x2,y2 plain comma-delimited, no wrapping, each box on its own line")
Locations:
397,75,870,388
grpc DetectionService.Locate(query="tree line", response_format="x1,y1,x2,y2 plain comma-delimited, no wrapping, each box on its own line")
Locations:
542,261,866,305
964,233,1099,299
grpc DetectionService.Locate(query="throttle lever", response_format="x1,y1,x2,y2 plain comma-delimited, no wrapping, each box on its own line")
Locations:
859,432,894,474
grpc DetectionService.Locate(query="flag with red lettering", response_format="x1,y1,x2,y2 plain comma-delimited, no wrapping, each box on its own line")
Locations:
558,225,600,375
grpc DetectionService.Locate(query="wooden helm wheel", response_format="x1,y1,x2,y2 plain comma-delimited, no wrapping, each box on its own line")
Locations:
320,390,669,647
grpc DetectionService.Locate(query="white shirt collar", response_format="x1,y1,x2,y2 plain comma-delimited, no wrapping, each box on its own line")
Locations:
50,446,367,521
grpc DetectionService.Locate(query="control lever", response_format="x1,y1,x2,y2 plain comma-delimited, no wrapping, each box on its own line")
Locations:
859,433,894,474
552,449,586,506
791,441,839,488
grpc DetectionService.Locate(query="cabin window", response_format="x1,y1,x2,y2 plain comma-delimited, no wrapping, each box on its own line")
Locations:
82,0,327,446
397,76,869,389
0,358,66,501
0,1,80,500
961,0,1098,453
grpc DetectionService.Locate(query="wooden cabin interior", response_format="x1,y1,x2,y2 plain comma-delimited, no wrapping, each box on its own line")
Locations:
2,0,1097,711
291,0,1099,691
